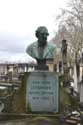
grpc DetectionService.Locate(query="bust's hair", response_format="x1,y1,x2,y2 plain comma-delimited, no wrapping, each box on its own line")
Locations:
35,26,49,38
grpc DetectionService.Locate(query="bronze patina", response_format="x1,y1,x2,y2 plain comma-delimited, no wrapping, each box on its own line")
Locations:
26,26,56,60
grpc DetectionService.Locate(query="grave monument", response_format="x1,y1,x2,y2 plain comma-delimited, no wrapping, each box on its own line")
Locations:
25,26,59,112
12,26,59,114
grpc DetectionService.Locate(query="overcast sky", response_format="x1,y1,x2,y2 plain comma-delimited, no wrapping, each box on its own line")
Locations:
0,0,69,62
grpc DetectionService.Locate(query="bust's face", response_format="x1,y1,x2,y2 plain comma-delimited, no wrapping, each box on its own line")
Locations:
39,31,48,41
37,27,49,46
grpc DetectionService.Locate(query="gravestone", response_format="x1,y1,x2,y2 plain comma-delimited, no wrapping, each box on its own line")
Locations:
12,26,59,114
12,71,59,113
26,71,59,112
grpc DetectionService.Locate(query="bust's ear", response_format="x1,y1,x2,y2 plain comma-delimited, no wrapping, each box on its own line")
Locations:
35,32,38,38
35,31,39,38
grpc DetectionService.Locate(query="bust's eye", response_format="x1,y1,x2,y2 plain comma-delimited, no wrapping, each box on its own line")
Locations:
40,33,49,36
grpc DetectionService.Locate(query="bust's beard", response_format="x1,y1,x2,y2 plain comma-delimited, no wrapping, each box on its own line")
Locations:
38,40,47,47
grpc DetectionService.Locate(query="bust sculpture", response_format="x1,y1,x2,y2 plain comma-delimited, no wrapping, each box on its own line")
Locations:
26,26,56,61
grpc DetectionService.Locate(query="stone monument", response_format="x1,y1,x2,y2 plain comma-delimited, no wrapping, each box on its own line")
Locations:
25,26,59,112
12,26,59,114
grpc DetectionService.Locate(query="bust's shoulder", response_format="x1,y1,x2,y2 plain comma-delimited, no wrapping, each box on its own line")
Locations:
29,41,37,46
28,41,38,48
47,42,56,49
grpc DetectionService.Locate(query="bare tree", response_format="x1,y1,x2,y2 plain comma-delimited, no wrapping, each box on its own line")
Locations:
53,0,83,62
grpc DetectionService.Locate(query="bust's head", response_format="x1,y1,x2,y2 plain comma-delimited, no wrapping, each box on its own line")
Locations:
35,26,49,46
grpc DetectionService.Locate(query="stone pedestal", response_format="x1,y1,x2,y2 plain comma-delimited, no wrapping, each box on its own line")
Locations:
12,71,59,113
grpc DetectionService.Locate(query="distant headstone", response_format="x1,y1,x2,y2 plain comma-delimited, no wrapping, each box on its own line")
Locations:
26,71,59,112
80,76,83,103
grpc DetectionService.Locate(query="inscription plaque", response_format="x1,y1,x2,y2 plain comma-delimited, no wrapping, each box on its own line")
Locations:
26,72,59,112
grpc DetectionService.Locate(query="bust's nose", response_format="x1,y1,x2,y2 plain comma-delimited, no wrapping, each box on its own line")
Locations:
42,33,48,38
